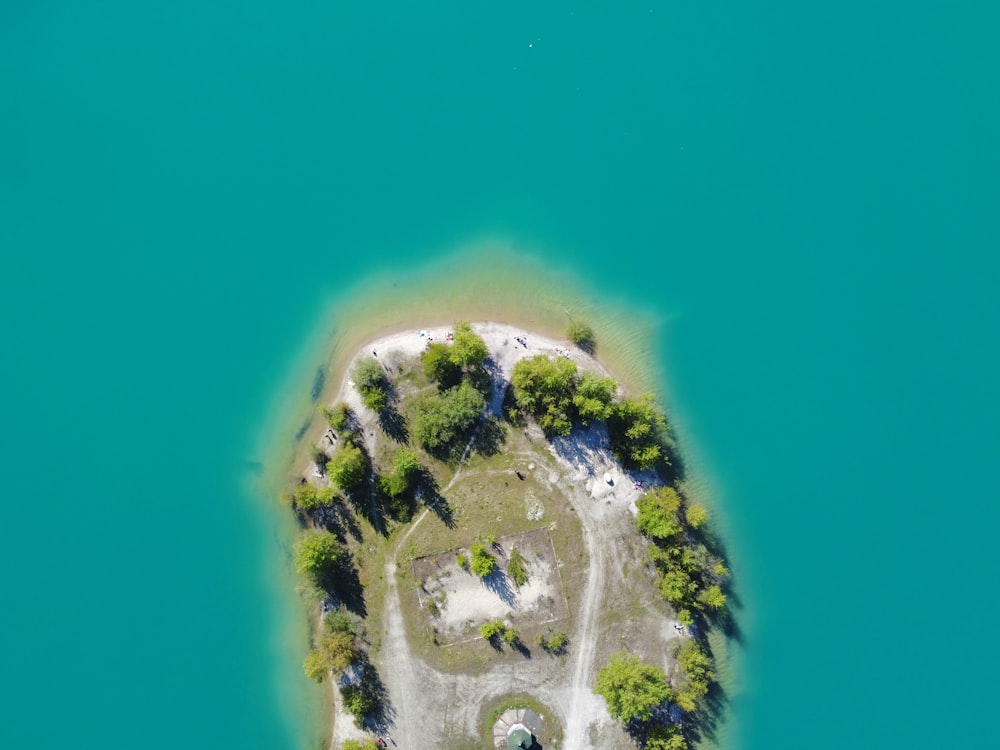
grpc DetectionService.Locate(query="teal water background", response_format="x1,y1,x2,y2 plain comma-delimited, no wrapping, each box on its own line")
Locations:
2,2,998,749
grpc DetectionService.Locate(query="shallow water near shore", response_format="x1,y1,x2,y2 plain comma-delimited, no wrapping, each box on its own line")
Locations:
3,3,999,750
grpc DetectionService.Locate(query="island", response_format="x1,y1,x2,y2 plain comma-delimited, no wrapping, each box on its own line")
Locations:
280,319,729,750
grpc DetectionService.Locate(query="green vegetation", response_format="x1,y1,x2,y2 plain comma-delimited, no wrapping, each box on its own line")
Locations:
645,724,688,750
607,394,668,469
341,739,379,750
510,354,578,436
326,441,367,491
293,482,337,511
636,487,683,542
422,341,460,386
673,640,715,713
302,630,360,683
450,321,489,368
686,503,708,529
572,372,616,424
413,380,485,453
567,320,596,353
352,357,389,412
295,530,347,583
537,630,568,655
456,553,468,569
469,543,496,577
378,447,421,498
507,547,528,587
594,651,673,723
480,619,506,640
323,402,351,432
420,322,489,387
501,627,520,646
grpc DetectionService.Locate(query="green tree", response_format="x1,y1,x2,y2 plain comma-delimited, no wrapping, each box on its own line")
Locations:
413,380,485,452
295,483,337,511
567,320,596,353
636,487,683,542
323,403,351,432
352,358,388,412
510,354,578,436
340,683,378,721
502,627,520,646
327,442,367,491
698,584,727,612
594,651,673,723
508,548,528,587
295,531,347,581
422,342,460,385
659,568,694,605
607,394,668,469
302,630,359,683
341,740,379,750
685,503,708,529
470,543,496,577
450,321,489,368
480,619,505,640
675,640,714,711
645,724,688,750
572,372,616,424
539,630,568,655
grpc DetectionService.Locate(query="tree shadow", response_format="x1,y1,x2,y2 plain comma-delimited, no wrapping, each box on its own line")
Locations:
342,657,395,733
310,499,363,544
416,469,455,528
482,569,516,607
318,559,367,617
377,406,409,444
471,414,506,457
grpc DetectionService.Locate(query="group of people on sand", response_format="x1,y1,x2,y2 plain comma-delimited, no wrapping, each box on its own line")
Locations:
514,336,528,348
554,346,572,357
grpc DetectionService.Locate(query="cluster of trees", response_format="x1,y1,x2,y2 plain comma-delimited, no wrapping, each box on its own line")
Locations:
414,323,491,456
414,380,485,455
480,619,520,648
636,486,728,625
377,447,422,520
672,640,715,713
509,354,668,469
352,358,389,412
593,651,689,749
594,651,673,723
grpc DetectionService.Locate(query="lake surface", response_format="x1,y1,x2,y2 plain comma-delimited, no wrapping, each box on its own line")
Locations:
2,3,997,749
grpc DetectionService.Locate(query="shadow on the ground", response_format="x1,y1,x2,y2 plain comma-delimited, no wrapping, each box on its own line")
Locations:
482,569,516,607
417,469,455,528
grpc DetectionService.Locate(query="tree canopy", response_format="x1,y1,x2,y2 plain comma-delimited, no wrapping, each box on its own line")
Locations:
302,630,360,683
636,487,683,542
421,341,460,385
645,724,688,750
607,394,668,469
572,372,616,424
413,380,485,452
594,651,673,723
295,531,347,582
567,320,596,353
470,543,496,577
352,357,388,412
685,503,708,529
326,441,367,491
510,354,579,436
450,321,489,368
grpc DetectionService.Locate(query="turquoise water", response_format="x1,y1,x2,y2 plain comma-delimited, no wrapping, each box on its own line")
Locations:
3,2,998,749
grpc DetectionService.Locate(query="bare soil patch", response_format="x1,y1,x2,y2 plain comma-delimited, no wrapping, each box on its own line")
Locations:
411,527,569,644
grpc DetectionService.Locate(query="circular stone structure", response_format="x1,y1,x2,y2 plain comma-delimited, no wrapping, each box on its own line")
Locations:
493,707,544,750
